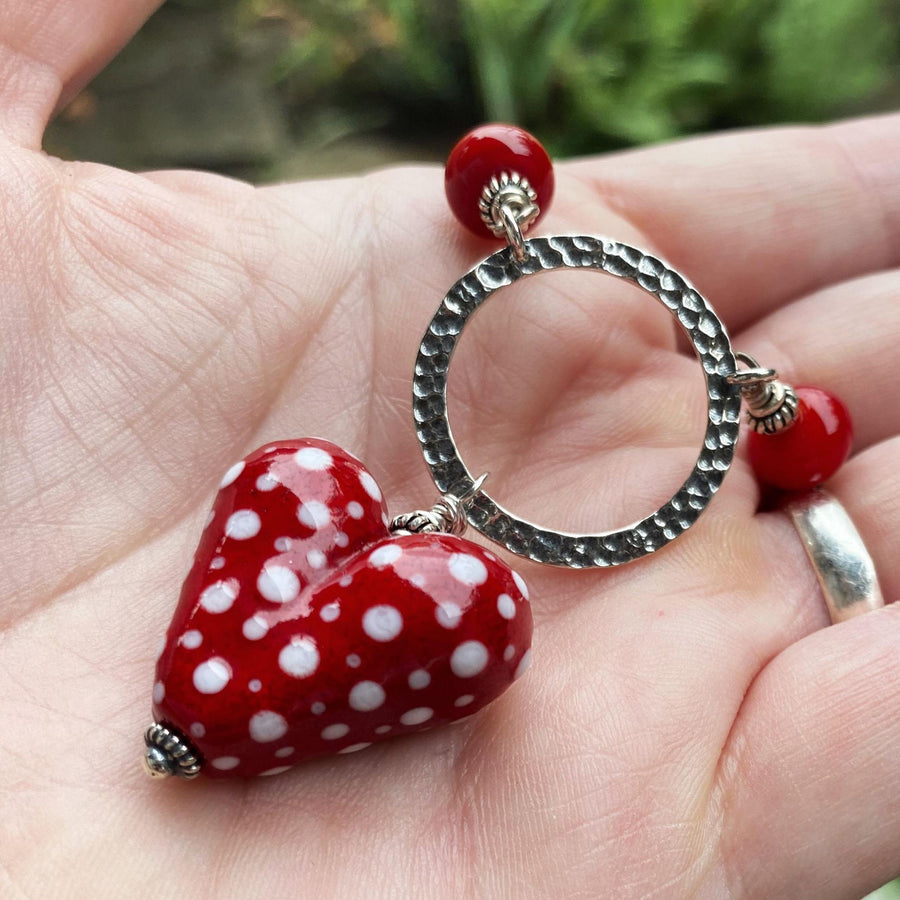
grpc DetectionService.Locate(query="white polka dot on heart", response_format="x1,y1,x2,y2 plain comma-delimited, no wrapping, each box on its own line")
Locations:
503,644,515,662
408,669,430,689
346,501,364,519
339,742,371,754
450,641,489,678
346,654,361,668
210,556,225,570
400,707,433,726
349,680,386,711
320,602,340,622
435,602,462,629
295,447,333,471
515,649,532,680
275,746,294,759
497,593,516,620
180,630,203,649
257,563,300,604
259,765,292,777
374,724,391,734
256,472,279,492
220,461,245,488
190,722,206,738
193,657,231,694
152,681,165,703
211,756,240,770
298,500,332,530
362,605,403,642
454,695,474,707
369,544,402,568
339,574,353,587
448,553,488,586
200,579,238,614
321,723,349,740
274,536,293,552
249,710,288,743
278,637,320,678
311,702,326,715
307,549,327,569
225,509,261,540
243,614,269,641
359,471,382,501
335,532,349,548
512,571,530,600
248,679,262,692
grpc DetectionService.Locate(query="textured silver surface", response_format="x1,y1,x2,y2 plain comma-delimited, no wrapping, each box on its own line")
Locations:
413,235,742,567
479,171,539,237
143,722,202,779
787,489,884,623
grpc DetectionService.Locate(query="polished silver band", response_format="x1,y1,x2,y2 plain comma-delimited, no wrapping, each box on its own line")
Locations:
787,489,884,624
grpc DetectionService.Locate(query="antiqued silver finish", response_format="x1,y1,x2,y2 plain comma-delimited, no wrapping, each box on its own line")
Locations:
728,352,798,433
143,722,202,779
479,171,539,237
391,474,488,537
413,235,742,567
787,489,884,624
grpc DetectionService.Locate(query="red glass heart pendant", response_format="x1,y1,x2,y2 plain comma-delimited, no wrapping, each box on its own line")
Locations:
150,440,533,778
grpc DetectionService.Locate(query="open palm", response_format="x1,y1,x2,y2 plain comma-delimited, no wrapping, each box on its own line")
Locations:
1,3,899,898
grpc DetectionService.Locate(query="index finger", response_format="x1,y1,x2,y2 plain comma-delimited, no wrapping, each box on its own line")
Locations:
563,113,900,332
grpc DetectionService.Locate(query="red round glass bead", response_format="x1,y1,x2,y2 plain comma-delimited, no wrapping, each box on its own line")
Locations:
747,386,853,491
445,123,555,238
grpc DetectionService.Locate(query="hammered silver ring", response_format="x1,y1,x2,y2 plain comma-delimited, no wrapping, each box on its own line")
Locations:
413,235,742,567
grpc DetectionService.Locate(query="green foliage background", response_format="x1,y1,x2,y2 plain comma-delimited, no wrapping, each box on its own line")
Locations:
247,0,898,153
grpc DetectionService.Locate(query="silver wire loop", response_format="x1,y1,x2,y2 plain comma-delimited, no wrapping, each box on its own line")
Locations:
726,352,778,388
786,489,884,624
498,203,527,262
412,235,742,567
728,351,798,433
390,474,489,537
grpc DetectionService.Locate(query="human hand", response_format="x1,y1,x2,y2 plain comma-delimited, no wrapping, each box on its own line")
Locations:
1,2,898,897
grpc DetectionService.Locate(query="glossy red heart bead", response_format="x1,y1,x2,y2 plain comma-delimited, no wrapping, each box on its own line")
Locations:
445,123,554,237
152,439,533,778
747,387,853,491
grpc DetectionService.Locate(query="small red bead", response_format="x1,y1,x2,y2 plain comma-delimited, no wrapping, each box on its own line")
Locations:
445,123,554,238
747,387,853,491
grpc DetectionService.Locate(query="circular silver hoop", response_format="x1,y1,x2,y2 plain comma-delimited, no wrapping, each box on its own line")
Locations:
413,236,742,567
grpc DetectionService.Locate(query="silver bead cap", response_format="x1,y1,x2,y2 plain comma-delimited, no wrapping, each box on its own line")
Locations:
143,722,202,780
726,351,799,434
745,380,799,434
478,171,539,237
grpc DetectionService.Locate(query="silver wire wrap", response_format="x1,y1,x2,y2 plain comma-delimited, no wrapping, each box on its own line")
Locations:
478,171,539,263
726,351,799,433
390,474,488,537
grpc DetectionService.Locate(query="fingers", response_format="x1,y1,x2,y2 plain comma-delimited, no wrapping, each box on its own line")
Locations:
0,0,161,148
735,268,900,453
716,602,900,898
564,114,900,333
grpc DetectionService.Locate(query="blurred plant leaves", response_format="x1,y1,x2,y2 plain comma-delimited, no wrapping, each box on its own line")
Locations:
245,0,898,154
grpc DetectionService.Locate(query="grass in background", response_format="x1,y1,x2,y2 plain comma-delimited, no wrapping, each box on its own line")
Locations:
250,0,899,154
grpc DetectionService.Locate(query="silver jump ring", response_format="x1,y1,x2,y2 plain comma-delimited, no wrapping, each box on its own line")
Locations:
413,235,742,567
497,204,527,262
786,489,884,624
